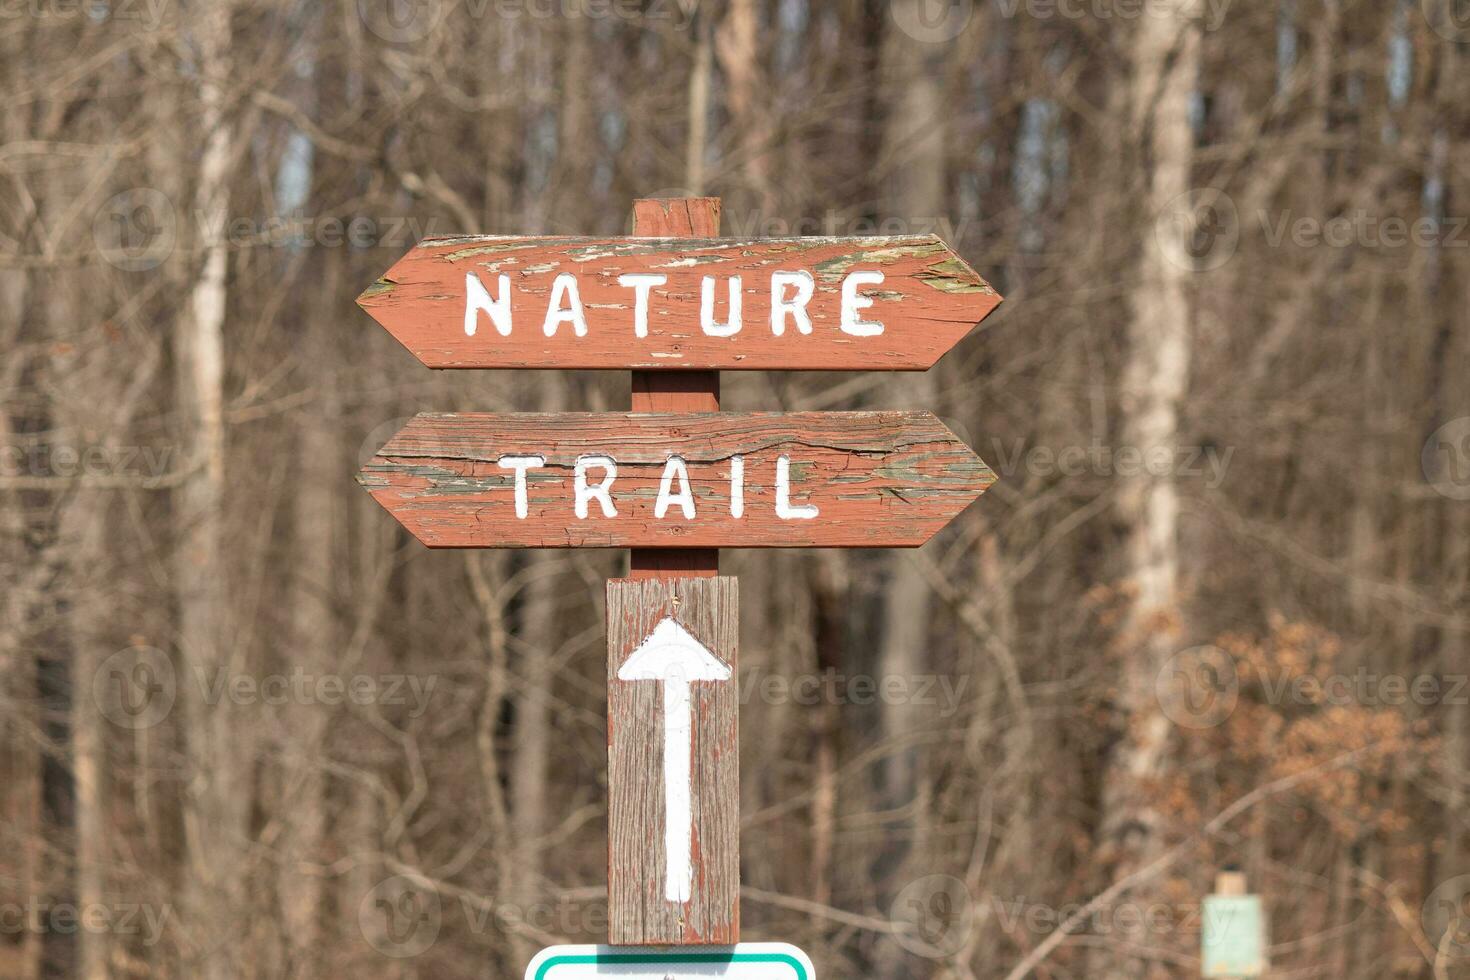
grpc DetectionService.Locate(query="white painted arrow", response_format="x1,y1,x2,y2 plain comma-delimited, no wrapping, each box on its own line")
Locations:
616,616,732,904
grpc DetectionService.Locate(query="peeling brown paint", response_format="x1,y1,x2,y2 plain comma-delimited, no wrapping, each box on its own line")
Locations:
357,234,1001,371
358,278,396,299
919,257,1001,294
360,411,994,548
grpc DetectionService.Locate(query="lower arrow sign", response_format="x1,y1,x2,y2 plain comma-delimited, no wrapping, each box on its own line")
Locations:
607,576,739,944
616,617,732,904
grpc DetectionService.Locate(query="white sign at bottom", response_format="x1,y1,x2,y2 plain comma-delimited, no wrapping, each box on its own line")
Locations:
526,944,816,980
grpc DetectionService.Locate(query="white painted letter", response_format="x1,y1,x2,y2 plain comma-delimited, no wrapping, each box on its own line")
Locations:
543,273,588,337
574,455,618,518
497,455,545,519
840,270,886,336
770,271,814,336
700,275,742,337
618,273,666,338
655,456,696,519
465,272,512,337
729,455,744,518
776,455,819,519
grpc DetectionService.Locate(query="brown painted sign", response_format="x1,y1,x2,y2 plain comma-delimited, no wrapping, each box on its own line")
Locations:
359,411,993,549
358,234,1001,371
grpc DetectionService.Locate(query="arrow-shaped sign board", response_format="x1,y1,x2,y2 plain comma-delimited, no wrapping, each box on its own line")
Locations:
617,617,732,905
358,234,1000,371
608,578,738,945
526,943,816,979
359,411,993,549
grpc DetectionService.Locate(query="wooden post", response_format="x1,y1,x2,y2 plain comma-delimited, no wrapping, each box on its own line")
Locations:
608,198,735,944
629,197,721,578
1214,870,1248,896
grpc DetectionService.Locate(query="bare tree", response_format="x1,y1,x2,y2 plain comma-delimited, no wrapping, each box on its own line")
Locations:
1,2,1465,977
1095,3,1202,975
172,4,241,975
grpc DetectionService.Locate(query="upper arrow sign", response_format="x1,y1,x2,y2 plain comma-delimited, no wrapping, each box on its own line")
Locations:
358,235,1001,371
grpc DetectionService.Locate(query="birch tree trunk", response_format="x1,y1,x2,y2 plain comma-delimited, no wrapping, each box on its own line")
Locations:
173,4,240,976
1096,3,1200,976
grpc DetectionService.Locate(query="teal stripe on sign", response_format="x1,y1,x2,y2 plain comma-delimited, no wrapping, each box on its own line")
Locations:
535,952,807,980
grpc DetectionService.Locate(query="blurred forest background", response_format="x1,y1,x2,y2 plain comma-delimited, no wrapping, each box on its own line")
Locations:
2,0,1469,977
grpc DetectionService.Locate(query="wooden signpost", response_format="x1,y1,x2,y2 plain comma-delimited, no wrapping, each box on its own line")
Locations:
356,196,1002,972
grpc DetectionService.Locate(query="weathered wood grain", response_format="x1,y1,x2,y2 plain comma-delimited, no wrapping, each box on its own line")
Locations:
357,234,1001,371
629,198,721,578
630,197,722,238
607,577,738,944
358,411,995,549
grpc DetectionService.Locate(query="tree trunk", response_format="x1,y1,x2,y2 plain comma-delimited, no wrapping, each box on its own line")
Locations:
58,367,148,979
684,7,713,194
1096,4,1200,976
875,0,948,787
872,4,947,971
715,0,775,215
279,255,340,977
508,376,564,966
0,128,42,979
173,5,240,976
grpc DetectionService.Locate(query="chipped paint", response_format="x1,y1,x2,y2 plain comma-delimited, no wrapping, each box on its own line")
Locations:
918,257,999,294
358,278,396,300
360,411,993,549
360,233,1001,370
